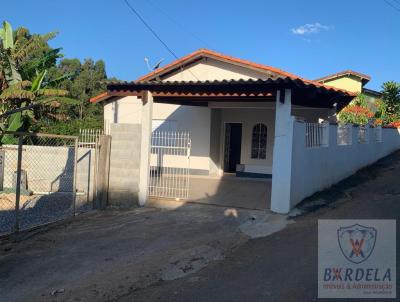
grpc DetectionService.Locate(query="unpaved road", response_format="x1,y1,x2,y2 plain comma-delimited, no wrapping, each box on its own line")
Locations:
1,151,400,302
121,151,400,302
0,196,288,302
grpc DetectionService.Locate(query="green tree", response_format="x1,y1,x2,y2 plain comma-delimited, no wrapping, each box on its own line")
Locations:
0,21,77,139
337,94,375,125
43,58,108,133
381,81,400,120
0,21,115,136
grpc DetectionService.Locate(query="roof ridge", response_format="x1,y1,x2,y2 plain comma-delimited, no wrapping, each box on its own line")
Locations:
315,70,371,82
135,48,352,95
136,48,305,82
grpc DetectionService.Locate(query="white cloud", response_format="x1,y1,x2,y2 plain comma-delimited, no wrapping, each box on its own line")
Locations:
291,23,333,35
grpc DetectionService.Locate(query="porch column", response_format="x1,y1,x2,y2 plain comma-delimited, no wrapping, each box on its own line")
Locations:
138,90,153,206
270,89,295,214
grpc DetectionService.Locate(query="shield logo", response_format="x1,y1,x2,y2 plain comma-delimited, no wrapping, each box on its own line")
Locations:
337,224,377,264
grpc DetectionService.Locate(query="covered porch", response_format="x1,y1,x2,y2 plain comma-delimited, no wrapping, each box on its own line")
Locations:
97,78,354,212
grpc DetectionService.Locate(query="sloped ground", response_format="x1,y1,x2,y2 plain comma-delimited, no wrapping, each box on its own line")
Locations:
2,151,399,302
0,199,288,302
122,151,400,302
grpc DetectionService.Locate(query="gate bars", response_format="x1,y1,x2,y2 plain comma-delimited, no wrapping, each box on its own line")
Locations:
148,131,191,200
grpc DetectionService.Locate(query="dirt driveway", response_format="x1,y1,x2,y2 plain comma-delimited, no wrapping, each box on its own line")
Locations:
0,199,289,302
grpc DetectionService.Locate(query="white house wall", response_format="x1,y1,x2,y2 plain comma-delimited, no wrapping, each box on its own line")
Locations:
220,108,275,174
104,96,142,128
104,59,276,175
292,107,332,122
103,59,337,178
164,58,268,81
152,103,212,174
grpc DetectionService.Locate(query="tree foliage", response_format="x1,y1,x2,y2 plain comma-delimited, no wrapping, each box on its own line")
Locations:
337,94,375,125
0,21,113,136
381,81,400,121
338,81,400,127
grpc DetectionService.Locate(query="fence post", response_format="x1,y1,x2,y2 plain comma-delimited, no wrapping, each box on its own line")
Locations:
96,135,111,209
72,137,78,216
14,134,23,234
322,121,330,147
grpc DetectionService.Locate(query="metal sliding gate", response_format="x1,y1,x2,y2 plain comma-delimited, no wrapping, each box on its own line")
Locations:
149,131,191,199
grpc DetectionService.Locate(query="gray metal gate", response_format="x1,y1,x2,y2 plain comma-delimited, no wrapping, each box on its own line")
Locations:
149,131,191,199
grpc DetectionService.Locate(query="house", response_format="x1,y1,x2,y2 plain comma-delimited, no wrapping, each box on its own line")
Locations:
315,70,382,105
91,49,399,213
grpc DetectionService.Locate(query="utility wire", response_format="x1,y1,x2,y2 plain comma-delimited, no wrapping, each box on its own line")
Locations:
123,0,179,59
144,0,211,49
122,0,200,81
384,0,400,11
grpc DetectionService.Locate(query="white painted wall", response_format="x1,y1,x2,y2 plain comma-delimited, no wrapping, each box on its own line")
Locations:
290,123,400,209
152,103,211,173
104,96,142,127
164,58,266,81
220,108,275,174
104,59,274,174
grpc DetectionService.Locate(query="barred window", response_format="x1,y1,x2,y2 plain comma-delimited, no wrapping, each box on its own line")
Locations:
251,123,267,159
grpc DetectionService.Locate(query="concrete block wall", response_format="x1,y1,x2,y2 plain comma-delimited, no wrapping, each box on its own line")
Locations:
108,123,141,208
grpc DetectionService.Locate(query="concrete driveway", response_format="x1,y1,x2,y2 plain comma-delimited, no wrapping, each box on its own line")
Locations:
0,199,287,302
187,175,271,210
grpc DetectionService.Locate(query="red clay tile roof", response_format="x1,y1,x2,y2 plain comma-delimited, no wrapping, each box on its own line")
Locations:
135,48,353,94
90,91,109,103
90,49,356,102
315,70,371,83
89,78,355,105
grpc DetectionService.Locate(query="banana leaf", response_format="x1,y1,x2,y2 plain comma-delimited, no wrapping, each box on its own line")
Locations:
1,111,23,144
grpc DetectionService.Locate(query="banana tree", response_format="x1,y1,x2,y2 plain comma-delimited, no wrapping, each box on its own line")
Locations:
0,69,79,143
0,21,21,88
0,21,57,88
0,21,78,143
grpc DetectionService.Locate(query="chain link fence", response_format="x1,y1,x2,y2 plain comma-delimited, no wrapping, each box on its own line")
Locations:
0,132,95,237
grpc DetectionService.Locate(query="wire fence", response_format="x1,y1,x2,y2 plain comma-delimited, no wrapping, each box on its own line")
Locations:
0,132,95,237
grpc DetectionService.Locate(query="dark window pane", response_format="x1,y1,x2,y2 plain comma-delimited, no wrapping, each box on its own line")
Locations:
251,123,267,159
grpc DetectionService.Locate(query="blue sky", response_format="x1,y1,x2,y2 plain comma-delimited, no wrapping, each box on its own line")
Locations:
2,0,400,90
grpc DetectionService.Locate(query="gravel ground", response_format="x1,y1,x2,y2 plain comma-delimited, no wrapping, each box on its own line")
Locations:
0,193,92,236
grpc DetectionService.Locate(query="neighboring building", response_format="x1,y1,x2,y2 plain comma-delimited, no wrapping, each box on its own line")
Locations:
91,49,400,213
315,70,382,105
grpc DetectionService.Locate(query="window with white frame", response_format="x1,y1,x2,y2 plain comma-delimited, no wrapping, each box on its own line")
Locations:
251,123,267,159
